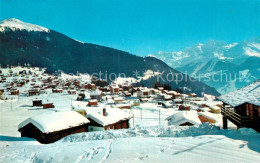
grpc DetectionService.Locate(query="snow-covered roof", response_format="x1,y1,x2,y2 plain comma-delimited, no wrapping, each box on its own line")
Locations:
218,80,260,107
168,91,180,95
114,97,124,101
115,103,131,108
166,111,201,126
18,111,90,133
89,99,98,103
90,90,101,96
0,18,49,32
86,107,132,126
198,112,218,121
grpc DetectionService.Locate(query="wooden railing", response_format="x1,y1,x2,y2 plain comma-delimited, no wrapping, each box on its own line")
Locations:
221,108,259,127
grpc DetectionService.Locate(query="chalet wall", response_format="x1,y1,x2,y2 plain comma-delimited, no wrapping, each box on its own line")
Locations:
19,123,88,144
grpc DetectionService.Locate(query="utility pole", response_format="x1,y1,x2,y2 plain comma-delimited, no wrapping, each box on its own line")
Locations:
133,114,135,127
11,99,13,112
159,108,161,125
140,107,142,120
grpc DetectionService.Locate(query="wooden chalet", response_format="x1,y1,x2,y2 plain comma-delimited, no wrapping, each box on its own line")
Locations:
218,80,260,132
173,98,183,104
110,85,119,95
166,111,201,126
113,97,125,104
52,88,63,93
42,102,55,109
89,90,102,101
10,89,19,95
85,108,132,131
33,100,42,107
178,105,190,111
18,111,90,144
137,87,150,98
28,89,40,96
88,99,98,107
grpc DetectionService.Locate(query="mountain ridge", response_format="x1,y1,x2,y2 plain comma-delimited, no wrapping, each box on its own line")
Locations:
151,38,260,93
0,18,220,96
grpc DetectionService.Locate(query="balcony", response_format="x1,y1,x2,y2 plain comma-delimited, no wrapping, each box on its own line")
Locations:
221,108,259,129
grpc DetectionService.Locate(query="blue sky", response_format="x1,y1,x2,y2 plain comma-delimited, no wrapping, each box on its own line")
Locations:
0,0,259,56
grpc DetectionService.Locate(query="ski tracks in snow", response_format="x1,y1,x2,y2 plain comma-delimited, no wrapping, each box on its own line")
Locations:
76,140,113,163
100,140,113,163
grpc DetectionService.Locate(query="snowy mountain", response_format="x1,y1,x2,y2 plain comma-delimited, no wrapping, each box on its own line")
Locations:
152,39,260,94
0,18,219,96
0,18,49,32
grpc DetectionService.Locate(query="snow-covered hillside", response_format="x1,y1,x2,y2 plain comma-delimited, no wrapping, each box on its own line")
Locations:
1,124,260,162
0,18,49,32
0,66,260,162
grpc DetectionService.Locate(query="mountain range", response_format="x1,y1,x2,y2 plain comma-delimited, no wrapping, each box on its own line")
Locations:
0,18,219,96
151,39,260,94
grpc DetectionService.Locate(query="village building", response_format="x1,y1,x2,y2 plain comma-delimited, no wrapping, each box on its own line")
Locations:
161,101,173,108
84,83,96,90
113,97,125,104
197,112,217,124
122,91,131,97
166,111,201,126
42,100,55,109
178,105,191,111
85,107,132,131
88,99,98,107
137,87,150,98
157,87,164,93
109,85,119,95
32,100,42,107
52,88,63,93
89,90,102,101
28,89,40,96
189,93,197,97
18,111,90,144
115,103,131,109
173,98,183,104
132,99,140,106
218,79,260,132
10,89,19,95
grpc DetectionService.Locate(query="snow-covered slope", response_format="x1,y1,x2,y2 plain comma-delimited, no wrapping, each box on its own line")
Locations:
1,125,260,162
0,18,49,32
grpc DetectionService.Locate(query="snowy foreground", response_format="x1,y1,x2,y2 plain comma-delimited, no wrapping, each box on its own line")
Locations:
1,125,260,162
1,94,260,163
0,67,259,162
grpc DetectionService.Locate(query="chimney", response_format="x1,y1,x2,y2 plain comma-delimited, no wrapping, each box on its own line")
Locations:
103,108,106,116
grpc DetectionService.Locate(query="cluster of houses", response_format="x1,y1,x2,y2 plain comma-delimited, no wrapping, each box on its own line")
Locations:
1,66,259,143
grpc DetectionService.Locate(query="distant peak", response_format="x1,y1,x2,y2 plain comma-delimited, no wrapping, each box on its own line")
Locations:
0,18,49,32
4,18,23,23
